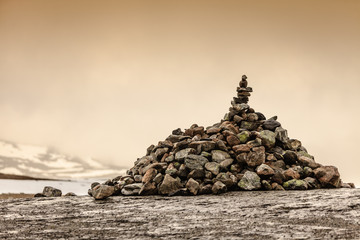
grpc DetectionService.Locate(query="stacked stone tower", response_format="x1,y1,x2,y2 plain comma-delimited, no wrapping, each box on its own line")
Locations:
89,76,354,200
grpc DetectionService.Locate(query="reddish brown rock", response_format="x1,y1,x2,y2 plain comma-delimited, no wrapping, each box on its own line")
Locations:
314,166,341,188
233,144,251,153
142,168,157,183
226,135,241,146
284,168,301,180
246,146,265,167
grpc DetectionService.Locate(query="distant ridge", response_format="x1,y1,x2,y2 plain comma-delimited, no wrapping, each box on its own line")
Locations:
0,140,126,179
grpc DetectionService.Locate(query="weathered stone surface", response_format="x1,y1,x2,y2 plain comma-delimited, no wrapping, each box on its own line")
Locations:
263,118,281,131
42,186,62,197
205,162,220,175
158,174,182,195
298,156,320,169
238,171,261,190
275,126,289,143
232,144,251,153
92,185,115,200
284,168,301,180
175,148,196,161
304,177,320,189
314,166,341,188
259,130,276,149
139,182,157,195
240,121,258,131
215,172,235,188
186,178,200,195
206,127,221,134
246,146,265,167
226,135,241,146
189,141,216,152
211,150,231,163
121,183,143,196
237,131,251,144
289,139,302,151
2,190,360,239
256,164,275,177
184,154,208,170
220,158,233,169
283,179,308,190
211,181,227,194
142,168,157,183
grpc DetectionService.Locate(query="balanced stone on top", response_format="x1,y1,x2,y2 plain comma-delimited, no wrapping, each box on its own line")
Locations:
234,75,253,104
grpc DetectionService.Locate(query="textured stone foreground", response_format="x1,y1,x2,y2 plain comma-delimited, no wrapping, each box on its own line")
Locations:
1,189,360,239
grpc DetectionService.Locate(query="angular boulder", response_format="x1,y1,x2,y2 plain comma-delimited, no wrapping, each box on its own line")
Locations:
238,171,261,190
158,174,182,195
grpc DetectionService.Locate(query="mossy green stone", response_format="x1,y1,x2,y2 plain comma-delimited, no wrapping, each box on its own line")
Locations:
240,121,257,131
283,179,308,190
237,131,251,144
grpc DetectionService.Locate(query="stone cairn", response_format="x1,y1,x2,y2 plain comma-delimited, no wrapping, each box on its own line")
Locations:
89,75,354,200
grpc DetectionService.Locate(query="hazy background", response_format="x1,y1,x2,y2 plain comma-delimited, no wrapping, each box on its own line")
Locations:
0,0,359,184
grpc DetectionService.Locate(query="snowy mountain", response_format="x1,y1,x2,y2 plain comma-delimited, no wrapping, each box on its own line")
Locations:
0,140,125,179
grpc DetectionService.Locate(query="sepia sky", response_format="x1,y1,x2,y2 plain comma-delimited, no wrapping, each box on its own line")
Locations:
0,0,360,185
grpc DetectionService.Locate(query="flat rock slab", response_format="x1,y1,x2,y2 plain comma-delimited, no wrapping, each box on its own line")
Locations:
1,189,360,239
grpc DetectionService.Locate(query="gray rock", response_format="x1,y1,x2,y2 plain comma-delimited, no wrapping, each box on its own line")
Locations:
42,186,62,197
220,158,234,169
215,172,236,188
238,171,261,190
134,175,143,182
298,156,320,169
175,148,196,161
212,181,227,194
263,119,281,131
153,173,164,185
275,127,289,143
211,150,231,163
259,130,276,149
158,174,182,195
121,183,143,196
289,139,302,151
205,162,220,175
92,185,115,200
184,154,208,170
304,177,320,189
64,192,76,197
186,178,200,195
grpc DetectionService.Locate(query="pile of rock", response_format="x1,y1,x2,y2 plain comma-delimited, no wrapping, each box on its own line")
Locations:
34,186,76,197
89,75,354,200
